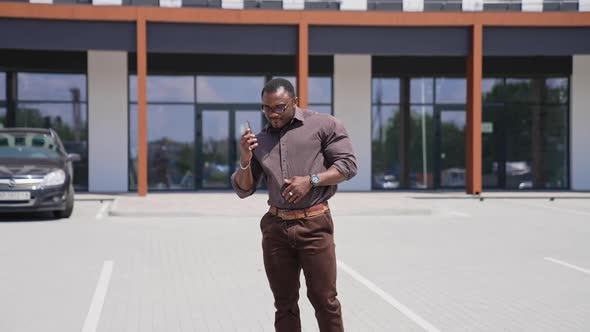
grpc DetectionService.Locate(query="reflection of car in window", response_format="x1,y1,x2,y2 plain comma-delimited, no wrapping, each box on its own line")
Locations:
441,168,465,187
0,128,80,218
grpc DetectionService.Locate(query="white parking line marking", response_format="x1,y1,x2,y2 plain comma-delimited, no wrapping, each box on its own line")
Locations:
528,202,590,216
337,260,441,332
82,261,114,332
545,257,590,276
95,202,111,220
443,209,470,218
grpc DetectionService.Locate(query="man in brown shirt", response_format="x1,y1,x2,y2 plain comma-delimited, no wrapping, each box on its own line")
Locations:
231,78,357,332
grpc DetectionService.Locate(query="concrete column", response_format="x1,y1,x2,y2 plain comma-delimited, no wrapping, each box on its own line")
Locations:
88,51,129,192
571,55,590,190
334,55,372,191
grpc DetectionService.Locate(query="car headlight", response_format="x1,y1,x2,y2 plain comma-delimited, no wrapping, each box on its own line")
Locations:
42,170,66,187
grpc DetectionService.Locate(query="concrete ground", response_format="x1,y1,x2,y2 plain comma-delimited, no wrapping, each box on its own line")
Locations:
1,192,589,332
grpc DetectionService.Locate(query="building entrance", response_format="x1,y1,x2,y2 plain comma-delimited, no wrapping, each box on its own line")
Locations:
196,104,265,189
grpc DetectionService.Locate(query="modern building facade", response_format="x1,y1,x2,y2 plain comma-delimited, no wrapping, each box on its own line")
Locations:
1,0,589,195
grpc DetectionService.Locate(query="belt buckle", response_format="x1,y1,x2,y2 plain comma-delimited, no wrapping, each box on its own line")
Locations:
280,210,286,220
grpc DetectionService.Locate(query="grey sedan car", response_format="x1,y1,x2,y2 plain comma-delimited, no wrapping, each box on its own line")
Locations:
0,128,79,218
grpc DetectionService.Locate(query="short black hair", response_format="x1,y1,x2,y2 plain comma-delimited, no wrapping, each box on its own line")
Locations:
261,78,296,98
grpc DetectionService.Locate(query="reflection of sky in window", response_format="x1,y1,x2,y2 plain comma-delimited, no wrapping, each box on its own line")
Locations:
545,78,567,89
197,76,264,103
309,77,331,103
129,75,332,105
441,111,465,130
130,105,194,145
0,73,5,100
482,78,503,95
435,78,466,104
410,105,434,120
372,79,400,104
274,76,332,104
202,111,229,142
235,111,262,139
129,75,194,103
506,78,531,84
17,103,88,126
545,78,568,104
310,105,331,115
410,78,434,104
371,105,397,141
18,73,86,101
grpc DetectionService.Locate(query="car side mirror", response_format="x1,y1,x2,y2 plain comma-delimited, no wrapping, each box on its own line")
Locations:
67,153,81,162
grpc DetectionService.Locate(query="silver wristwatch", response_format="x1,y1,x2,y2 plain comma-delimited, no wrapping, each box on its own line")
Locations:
310,174,320,187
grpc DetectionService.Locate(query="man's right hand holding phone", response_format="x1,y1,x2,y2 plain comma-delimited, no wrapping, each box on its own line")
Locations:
239,127,258,170
235,126,258,191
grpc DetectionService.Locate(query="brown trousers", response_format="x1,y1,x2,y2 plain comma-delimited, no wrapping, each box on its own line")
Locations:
260,209,344,332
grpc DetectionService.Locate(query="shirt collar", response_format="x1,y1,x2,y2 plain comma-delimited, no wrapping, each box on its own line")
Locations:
293,107,305,123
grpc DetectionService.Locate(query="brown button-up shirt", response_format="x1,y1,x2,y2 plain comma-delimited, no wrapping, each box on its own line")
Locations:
231,107,357,209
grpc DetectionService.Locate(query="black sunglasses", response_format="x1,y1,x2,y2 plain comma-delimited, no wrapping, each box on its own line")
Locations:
261,99,293,114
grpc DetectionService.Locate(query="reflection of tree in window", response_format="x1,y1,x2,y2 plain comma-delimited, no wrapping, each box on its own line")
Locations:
482,78,568,189
148,137,195,190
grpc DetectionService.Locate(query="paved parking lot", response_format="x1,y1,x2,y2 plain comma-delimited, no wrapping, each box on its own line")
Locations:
1,192,589,332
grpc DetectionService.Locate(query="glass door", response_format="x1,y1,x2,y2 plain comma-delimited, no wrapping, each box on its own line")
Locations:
434,107,466,188
196,104,263,189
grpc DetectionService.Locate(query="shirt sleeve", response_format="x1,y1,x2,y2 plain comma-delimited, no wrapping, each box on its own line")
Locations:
230,155,264,199
321,117,358,181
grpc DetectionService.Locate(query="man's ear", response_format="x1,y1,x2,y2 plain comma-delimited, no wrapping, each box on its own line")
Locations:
293,96,299,107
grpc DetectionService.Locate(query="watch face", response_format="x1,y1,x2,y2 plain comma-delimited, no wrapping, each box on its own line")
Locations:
311,174,320,184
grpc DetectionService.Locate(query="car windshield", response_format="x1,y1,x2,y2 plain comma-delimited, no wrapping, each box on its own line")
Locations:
0,132,62,159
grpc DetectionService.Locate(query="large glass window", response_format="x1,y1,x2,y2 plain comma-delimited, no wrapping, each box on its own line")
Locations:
129,74,285,191
275,76,333,115
197,76,264,103
409,105,435,189
410,78,439,189
435,78,466,104
130,76,194,103
15,73,88,190
372,77,464,190
202,111,229,188
482,77,569,189
129,75,196,190
129,105,195,190
372,78,401,189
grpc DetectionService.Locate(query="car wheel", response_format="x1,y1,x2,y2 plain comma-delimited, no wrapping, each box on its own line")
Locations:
54,186,74,219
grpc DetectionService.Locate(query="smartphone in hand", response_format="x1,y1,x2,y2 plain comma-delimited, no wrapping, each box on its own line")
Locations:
240,120,252,135
240,120,254,151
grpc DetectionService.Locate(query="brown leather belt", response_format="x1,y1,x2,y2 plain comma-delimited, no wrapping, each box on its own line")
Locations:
269,202,329,220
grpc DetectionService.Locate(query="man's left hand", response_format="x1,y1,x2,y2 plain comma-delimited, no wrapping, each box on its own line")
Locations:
282,176,312,203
